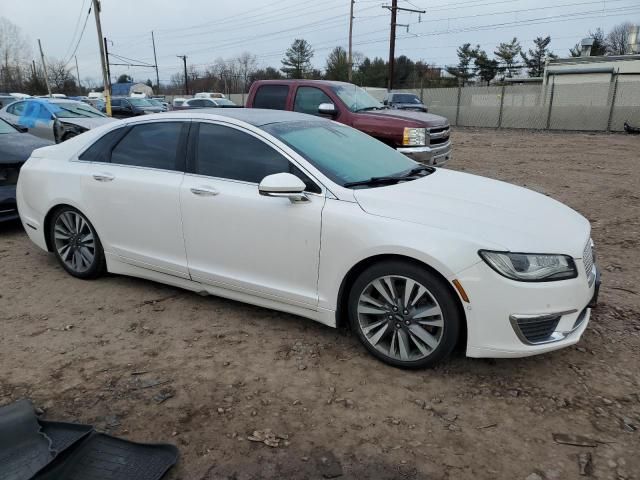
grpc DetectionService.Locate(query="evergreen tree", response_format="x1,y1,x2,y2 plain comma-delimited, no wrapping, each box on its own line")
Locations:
325,46,349,81
494,38,521,77
281,39,314,78
445,43,477,85
521,36,556,77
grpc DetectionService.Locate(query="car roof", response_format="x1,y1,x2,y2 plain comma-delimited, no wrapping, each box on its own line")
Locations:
254,79,353,87
165,108,320,126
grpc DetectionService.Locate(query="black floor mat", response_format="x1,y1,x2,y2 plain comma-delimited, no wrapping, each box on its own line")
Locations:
0,399,52,480
33,433,179,480
39,421,93,456
0,400,178,480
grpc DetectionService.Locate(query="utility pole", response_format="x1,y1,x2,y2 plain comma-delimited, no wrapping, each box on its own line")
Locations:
177,55,188,95
152,31,160,93
383,1,424,91
92,0,112,116
348,0,355,82
103,37,112,91
37,39,52,97
74,56,82,93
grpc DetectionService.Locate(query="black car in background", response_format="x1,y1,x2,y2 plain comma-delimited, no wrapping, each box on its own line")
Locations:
383,92,428,112
0,118,52,222
110,97,163,118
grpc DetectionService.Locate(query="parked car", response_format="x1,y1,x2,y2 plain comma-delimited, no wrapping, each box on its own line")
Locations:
0,95,16,109
0,118,52,222
172,98,186,109
0,98,115,143
110,97,163,118
177,98,237,110
17,109,599,368
0,93,30,109
195,92,226,99
147,98,169,112
383,92,428,112
246,80,451,166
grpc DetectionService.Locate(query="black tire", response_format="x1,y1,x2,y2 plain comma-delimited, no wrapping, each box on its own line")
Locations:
347,260,461,369
49,206,106,279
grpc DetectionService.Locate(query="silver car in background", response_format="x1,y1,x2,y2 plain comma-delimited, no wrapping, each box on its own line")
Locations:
0,98,115,143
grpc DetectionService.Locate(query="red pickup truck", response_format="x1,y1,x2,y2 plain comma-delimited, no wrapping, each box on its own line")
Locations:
245,80,451,166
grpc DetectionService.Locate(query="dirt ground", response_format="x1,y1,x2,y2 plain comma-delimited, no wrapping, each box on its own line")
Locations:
1,128,639,480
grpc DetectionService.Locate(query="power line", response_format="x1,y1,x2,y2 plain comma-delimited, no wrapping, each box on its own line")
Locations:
62,0,88,61
64,3,92,66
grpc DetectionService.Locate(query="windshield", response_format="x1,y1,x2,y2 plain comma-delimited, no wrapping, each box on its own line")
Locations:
148,99,162,106
214,99,235,106
128,98,153,107
392,94,421,104
0,118,17,134
330,84,384,112
263,121,417,187
53,102,106,118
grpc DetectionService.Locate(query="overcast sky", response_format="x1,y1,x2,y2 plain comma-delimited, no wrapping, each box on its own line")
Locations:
4,0,639,85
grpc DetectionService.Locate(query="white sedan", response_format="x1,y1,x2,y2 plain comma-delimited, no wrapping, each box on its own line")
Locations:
17,110,599,368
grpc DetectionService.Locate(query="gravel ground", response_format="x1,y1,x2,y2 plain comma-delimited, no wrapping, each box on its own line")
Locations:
1,128,639,480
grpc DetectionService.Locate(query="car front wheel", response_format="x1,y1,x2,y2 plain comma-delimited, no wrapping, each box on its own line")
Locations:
348,260,461,369
49,207,106,279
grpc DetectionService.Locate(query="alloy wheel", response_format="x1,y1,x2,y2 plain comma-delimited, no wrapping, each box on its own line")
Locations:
357,275,444,362
53,211,96,274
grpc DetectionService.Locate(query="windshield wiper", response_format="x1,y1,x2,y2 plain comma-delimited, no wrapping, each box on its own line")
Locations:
343,165,434,188
354,106,383,112
398,165,435,178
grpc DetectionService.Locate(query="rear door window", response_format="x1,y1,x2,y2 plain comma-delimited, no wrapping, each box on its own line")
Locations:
111,122,186,171
253,85,289,110
79,128,128,162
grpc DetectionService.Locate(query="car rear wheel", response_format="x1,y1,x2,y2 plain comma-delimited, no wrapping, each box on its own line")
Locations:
49,207,106,279
348,260,461,369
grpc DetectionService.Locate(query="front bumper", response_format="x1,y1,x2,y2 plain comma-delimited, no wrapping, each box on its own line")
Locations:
397,140,452,166
457,259,597,358
0,185,18,223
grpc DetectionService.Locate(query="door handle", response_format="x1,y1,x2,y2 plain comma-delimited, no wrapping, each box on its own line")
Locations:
190,186,219,196
93,173,115,182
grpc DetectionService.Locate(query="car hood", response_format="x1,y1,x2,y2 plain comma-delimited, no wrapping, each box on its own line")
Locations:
0,132,53,163
353,168,590,258
60,117,116,130
358,108,446,127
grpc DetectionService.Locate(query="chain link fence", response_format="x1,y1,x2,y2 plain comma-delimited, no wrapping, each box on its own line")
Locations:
385,75,639,132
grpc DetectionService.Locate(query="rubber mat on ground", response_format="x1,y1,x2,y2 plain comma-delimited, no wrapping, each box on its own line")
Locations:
38,421,93,455
33,433,179,480
0,400,52,480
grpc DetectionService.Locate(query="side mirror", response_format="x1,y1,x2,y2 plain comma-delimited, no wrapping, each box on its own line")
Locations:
259,173,308,203
318,103,337,116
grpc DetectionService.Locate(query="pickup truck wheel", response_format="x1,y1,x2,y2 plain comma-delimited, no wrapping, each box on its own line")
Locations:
348,260,460,369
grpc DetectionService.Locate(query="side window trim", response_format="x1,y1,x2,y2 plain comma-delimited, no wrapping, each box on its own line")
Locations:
188,120,324,195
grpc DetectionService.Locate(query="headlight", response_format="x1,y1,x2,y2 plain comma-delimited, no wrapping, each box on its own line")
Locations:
402,127,426,146
479,250,577,282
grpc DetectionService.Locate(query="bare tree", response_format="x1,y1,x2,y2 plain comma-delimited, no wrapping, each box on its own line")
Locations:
46,58,75,93
607,22,634,55
235,52,257,93
0,17,31,91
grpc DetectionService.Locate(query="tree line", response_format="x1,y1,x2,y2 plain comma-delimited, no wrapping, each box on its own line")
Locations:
1,15,636,96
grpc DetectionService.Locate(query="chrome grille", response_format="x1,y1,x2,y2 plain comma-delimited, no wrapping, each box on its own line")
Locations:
583,239,595,287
